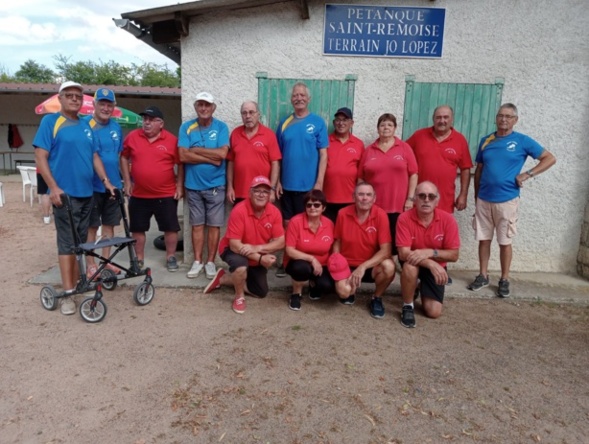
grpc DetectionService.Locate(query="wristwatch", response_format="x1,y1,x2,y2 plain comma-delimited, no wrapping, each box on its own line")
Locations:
433,249,439,258
526,169,535,177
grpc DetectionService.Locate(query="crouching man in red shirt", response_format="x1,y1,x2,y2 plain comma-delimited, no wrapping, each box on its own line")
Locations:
204,176,285,314
396,181,461,328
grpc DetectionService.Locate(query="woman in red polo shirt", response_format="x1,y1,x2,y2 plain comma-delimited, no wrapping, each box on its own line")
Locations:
284,190,335,311
358,113,418,257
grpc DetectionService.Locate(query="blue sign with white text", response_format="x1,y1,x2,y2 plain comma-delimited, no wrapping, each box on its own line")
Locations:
323,4,445,58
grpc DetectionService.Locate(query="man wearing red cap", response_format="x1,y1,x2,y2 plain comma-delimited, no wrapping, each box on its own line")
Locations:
204,176,285,314
396,181,461,328
332,182,395,319
323,107,365,223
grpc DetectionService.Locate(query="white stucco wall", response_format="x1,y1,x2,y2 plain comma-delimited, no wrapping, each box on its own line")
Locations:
180,0,589,274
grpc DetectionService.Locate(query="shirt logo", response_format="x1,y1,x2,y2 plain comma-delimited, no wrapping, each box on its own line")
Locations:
506,142,517,152
253,141,265,147
322,235,332,242
84,129,92,140
444,148,457,155
306,124,315,134
264,222,273,229
110,131,119,141
208,130,218,141
157,145,168,151
346,148,357,154
434,234,445,242
366,226,377,233
393,155,404,161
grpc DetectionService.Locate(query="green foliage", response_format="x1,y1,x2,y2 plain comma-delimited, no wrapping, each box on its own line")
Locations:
14,60,56,83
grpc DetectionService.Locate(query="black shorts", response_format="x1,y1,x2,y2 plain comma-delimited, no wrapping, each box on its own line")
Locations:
387,212,400,256
285,260,334,293
351,266,376,283
53,196,93,255
128,196,180,233
37,173,49,195
89,192,122,228
400,264,445,303
324,202,350,224
280,190,308,222
220,247,270,298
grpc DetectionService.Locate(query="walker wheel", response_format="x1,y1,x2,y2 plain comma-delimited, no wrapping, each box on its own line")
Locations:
100,268,118,291
40,286,58,311
133,282,155,306
79,296,107,323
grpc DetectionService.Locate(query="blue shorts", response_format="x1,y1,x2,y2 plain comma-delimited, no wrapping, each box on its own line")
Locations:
186,187,225,226
89,191,122,228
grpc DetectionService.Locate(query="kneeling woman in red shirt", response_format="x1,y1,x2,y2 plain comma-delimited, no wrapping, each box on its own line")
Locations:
284,190,335,311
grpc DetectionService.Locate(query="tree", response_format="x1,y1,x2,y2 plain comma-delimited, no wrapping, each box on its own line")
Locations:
14,60,55,83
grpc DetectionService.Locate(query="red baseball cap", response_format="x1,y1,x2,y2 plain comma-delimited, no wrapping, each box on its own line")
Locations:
327,253,351,281
250,176,272,188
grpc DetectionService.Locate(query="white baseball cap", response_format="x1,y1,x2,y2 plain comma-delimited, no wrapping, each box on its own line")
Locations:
195,91,215,104
59,81,83,93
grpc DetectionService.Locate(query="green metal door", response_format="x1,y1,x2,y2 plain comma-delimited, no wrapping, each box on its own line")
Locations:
402,76,504,158
256,73,357,133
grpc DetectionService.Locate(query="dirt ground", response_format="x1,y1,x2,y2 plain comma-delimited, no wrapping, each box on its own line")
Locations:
1,179,588,444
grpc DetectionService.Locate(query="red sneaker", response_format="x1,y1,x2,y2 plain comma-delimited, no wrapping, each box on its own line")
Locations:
204,268,225,294
232,296,246,314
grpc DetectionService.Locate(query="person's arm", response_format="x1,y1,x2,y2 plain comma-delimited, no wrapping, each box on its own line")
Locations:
515,149,557,188
120,154,133,197
399,246,459,266
175,163,184,200
404,173,418,211
178,146,223,166
348,242,392,288
331,238,341,254
189,146,228,162
286,245,323,275
226,160,236,203
474,163,483,200
455,168,471,211
35,147,64,206
270,160,280,203
313,148,328,190
229,235,285,265
93,153,115,195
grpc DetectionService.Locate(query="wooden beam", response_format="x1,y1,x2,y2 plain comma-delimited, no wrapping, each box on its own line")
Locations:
299,0,309,20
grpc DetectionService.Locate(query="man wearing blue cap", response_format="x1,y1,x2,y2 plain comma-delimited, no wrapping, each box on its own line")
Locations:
83,88,124,278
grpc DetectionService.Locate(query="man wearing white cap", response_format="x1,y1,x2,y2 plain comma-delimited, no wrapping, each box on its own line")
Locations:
83,88,124,278
33,81,115,315
179,91,230,280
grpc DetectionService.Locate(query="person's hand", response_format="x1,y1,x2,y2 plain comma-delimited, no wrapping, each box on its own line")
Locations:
123,180,133,197
404,198,414,211
49,186,65,207
260,254,277,269
227,187,235,203
455,195,467,211
515,172,530,188
349,265,365,289
269,189,277,203
174,185,183,200
239,244,259,256
406,249,431,266
310,257,323,276
276,182,283,200
428,261,448,285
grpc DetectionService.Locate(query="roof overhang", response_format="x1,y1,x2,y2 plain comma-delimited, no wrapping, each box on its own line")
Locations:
114,0,310,65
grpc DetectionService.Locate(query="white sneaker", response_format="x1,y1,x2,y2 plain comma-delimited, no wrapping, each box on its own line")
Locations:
186,261,203,278
205,262,217,279
43,216,51,224
60,296,76,315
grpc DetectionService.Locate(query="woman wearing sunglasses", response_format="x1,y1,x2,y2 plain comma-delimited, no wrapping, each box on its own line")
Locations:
284,189,335,311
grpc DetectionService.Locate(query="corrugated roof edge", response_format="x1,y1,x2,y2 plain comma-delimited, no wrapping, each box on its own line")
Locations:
0,82,181,96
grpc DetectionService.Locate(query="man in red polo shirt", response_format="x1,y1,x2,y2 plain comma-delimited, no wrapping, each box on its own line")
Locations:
406,105,472,214
396,181,461,328
332,182,395,319
121,106,184,272
227,101,281,204
323,107,365,223
204,176,285,314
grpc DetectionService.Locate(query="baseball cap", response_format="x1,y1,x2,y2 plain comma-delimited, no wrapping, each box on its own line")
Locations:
94,88,116,103
139,106,164,119
334,107,353,119
195,92,215,104
327,253,351,281
59,81,83,93
250,176,272,189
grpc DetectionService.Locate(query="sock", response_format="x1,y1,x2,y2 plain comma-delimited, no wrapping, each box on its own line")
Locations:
403,302,414,309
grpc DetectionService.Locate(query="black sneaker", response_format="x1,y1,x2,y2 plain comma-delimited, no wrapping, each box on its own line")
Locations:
339,295,355,305
167,256,179,272
289,294,302,311
497,279,511,298
401,305,416,328
467,274,489,291
369,297,385,319
276,265,286,278
446,276,453,286
308,284,321,300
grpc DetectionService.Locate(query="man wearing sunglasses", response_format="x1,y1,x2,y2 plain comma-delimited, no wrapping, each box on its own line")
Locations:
468,103,556,298
396,181,461,328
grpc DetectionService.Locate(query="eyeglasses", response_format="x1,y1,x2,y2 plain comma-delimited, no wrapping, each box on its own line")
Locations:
334,118,351,124
252,188,270,196
416,193,438,201
241,110,258,116
143,117,163,123
63,93,83,100
496,114,517,120
306,202,322,209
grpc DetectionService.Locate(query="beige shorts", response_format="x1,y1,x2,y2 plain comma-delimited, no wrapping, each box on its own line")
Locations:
473,197,519,245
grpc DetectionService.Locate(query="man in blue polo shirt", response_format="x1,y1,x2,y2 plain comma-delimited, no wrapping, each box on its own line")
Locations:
179,91,230,280
275,82,329,276
34,81,114,315
468,103,556,297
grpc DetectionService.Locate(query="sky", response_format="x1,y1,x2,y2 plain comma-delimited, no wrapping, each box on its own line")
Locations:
0,1,187,75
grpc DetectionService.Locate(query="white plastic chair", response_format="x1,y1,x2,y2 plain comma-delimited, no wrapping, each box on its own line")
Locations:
0,182,5,207
17,166,31,203
27,168,38,207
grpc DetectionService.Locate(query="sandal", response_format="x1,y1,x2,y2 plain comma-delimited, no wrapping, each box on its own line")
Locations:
105,263,122,274
86,264,98,280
